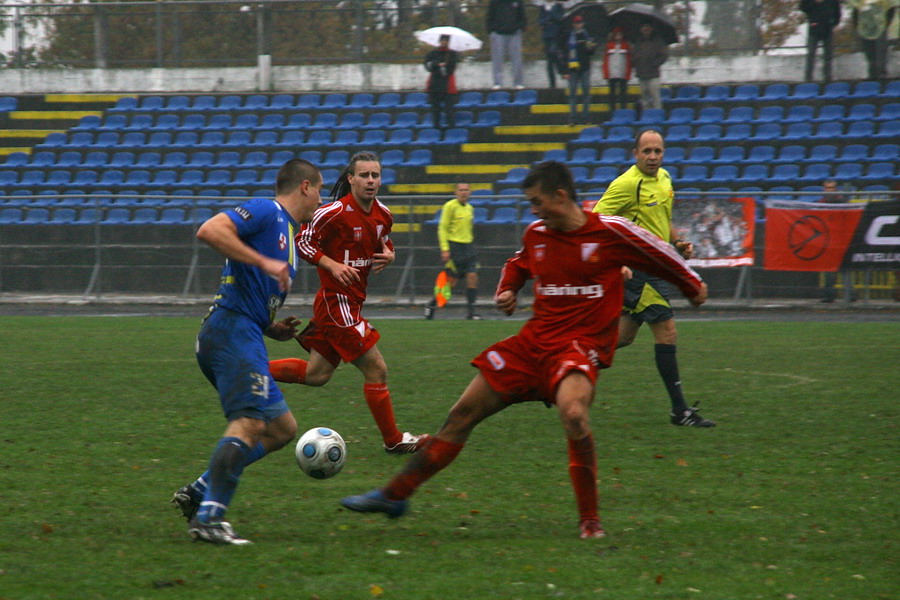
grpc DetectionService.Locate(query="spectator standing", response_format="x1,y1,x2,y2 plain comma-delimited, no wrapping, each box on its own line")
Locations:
800,0,842,83
631,22,668,112
424,34,459,131
537,0,565,88
593,129,715,427
818,179,856,303
603,27,632,112
487,0,527,89
560,15,597,125
171,159,324,545
268,152,429,454
424,182,481,320
847,0,898,80
340,161,707,539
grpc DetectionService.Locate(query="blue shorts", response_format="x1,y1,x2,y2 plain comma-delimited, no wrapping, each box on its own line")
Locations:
196,307,290,422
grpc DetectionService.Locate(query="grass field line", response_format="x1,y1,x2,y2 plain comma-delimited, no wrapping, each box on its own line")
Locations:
716,366,817,387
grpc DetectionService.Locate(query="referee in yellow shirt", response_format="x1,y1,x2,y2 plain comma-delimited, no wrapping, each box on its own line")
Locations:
425,182,481,320
593,129,714,427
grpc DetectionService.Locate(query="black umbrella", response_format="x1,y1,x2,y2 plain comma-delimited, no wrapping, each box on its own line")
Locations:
608,2,679,45
561,1,610,43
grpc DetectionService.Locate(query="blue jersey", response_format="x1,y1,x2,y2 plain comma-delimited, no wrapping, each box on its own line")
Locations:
211,198,299,329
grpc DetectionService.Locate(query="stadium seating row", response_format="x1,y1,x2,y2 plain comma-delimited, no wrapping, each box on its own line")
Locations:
3,148,433,170
71,109,501,133
541,143,900,167
665,80,900,103
0,165,395,189
572,120,900,145
108,89,537,113
609,103,899,127
0,96,17,112
35,127,468,151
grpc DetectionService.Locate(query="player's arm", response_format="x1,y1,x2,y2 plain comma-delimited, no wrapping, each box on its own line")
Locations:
437,201,452,260
372,237,395,274
296,212,361,286
494,247,532,315
602,215,706,305
264,316,303,341
197,212,291,293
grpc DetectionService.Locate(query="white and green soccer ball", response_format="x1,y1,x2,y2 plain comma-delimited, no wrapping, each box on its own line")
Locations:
295,427,346,480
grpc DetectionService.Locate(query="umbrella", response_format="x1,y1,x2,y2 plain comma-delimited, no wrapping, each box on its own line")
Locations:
562,1,610,43
609,2,679,45
414,26,483,52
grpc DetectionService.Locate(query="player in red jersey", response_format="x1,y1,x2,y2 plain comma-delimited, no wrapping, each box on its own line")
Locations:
269,152,428,454
341,161,707,538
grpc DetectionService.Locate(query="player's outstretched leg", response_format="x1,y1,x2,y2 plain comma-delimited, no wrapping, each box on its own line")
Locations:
340,489,409,518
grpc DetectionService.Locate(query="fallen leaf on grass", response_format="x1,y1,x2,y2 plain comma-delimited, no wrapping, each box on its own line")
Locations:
369,584,384,597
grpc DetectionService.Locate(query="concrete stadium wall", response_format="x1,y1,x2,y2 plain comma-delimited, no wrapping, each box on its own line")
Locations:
0,50,896,94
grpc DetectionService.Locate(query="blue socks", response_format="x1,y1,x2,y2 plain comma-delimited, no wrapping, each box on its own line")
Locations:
196,437,254,524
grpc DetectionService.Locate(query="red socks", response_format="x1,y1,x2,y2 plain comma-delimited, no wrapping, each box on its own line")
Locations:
567,434,599,522
384,437,464,500
363,383,402,447
269,358,307,384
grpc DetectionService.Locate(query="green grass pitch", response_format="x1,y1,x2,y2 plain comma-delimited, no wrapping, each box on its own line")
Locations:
0,316,897,599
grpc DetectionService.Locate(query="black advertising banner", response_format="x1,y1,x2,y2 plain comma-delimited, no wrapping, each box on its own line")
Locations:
841,199,900,270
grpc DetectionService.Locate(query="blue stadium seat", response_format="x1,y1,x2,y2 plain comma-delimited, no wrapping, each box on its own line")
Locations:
474,110,502,127
849,80,881,99
771,145,804,163
881,80,900,97
799,163,832,183
606,125,635,142
753,105,784,124
130,207,159,224
94,115,124,131
707,165,739,184
99,170,125,187
789,82,819,100
336,112,364,130
635,108,665,126
846,103,876,121
3,152,29,167
216,95,242,111
730,84,759,101
221,130,251,148
693,124,721,142
297,94,321,110
597,147,627,164
0,208,23,224
511,89,538,105
241,151,268,168
872,143,899,162
573,127,603,145
400,92,428,108
123,114,154,131
860,162,895,182
165,95,192,111
844,120,875,139
721,124,751,142
233,113,260,130
680,165,708,182
124,169,152,187
242,95,269,111
877,103,900,121
249,131,278,148
570,147,597,165
807,144,838,163
487,206,518,224
760,83,789,101
456,91,482,108
176,114,206,131
374,93,401,109
542,148,568,162
201,114,231,131
49,207,78,224
191,95,217,111
608,108,636,125
712,145,745,164
415,128,441,145
359,129,385,145
496,167,530,186
586,166,619,185
784,105,815,123
771,164,800,180
321,93,348,110
663,146,685,164
150,114,180,131
697,85,730,103
873,119,899,139
135,151,162,168
28,151,56,167
749,123,781,142
383,128,414,147
683,145,714,164
321,150,350,168
258,113,286,130
108,97,138,112
158,207,187,224
664,125,691,143
821,82,850,99
138,96,165,111
367,112,392,129
304,131,331,147
379,149,405,167
834,162,863,181
75,207,101,224
664,107,694,124
453,111,474,127
268,94,296,111
484,90,512,107
404,149,432,166
148,169,178,189
56,151,82,167
309,113,338,130
835,144,868,163
782,122,813,140
82,151,110,168
214,151,242,168
267,150,294,168
737,164,768,183
177,169,205,187
284,113,312,129
231,169,260,187
674,85,701,101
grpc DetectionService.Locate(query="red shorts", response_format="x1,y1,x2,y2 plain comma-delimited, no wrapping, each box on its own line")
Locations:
297,319,380,368
471,335,602,406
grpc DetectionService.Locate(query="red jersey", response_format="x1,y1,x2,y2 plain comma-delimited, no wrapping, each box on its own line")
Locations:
296,193,394,324
496,211,703,367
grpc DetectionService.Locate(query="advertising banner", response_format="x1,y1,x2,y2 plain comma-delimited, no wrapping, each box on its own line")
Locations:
672,196,756,268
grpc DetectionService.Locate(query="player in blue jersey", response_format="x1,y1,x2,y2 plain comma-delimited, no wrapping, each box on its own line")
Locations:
171,158,324,545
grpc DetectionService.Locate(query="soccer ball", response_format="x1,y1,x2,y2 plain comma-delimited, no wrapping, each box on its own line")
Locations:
295,427,346,480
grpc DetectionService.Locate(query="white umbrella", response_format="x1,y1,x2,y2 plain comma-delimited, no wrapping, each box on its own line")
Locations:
414,26,483,52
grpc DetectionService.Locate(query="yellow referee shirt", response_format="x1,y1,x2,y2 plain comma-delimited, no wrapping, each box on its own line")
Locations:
592,164,676,243
437,198,475,252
